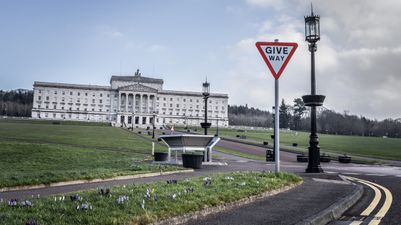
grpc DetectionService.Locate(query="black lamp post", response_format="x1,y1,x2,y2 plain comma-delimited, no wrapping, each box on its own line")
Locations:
200,80,211,135
302,5,325,173
152,111,157,139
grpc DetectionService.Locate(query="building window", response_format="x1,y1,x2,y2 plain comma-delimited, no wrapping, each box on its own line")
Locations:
76,107,79,110
85,93,88,96
99,99,102,103
176,104,179,107
38,96,41,100
53,113,56,118
61,106,64,110
78,92,80,96
92,108,94,111
53,105,56,109
100,93,103,97
93,93,95,97
46,96,49,101
170,98,173,101
38,90,42,94
62,91,65,95
54,91,57,95
69,107,72,110
62,97,65,102
46,105,49,109
183,99,186,102
92,99,95,103
163,97,166,101
170,104,172,107
107,94,109,97
70,91,73,95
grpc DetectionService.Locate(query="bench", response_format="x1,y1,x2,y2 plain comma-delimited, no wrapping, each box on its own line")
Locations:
159,134,220,163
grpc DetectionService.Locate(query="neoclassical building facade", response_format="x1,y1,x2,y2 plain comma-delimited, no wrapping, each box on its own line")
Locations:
32,71,229,128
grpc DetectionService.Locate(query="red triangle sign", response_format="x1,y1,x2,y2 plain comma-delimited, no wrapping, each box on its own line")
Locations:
255,41,298,80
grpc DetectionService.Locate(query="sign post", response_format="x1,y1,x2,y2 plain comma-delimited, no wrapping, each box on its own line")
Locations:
255,40,298,173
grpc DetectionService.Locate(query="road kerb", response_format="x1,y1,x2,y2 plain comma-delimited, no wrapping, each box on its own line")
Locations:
0,169,194,192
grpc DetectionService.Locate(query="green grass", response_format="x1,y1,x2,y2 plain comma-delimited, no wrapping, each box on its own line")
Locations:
0,119,175,188
0,172,302,225
201,127,401,161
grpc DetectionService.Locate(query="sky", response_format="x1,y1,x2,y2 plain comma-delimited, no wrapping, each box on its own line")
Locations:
1,0,400,120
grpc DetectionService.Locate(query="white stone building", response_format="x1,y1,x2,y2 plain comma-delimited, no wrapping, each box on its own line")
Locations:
32,71,229,128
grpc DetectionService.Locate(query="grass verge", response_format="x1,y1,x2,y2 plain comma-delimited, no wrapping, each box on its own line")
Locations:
0,171,302,225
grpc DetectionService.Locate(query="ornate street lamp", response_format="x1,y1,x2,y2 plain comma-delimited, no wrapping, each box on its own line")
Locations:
302,5,325,173
200,79,211,135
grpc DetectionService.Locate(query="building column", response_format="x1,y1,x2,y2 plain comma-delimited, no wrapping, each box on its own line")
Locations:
144,94,148,113
123,93,127,113
140,94,143,113
130,93,134,112
153,95,156,112
118,92,121,112
132,92,136,113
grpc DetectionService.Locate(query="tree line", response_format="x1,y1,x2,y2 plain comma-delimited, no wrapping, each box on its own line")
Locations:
229,99,401,138
0,89,33,117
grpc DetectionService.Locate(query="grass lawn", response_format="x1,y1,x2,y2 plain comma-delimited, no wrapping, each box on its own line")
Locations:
0,171,302,225
183,127,401,161
0,119,175,188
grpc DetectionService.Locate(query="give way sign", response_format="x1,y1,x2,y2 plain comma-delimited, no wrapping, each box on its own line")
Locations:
255,42,298,80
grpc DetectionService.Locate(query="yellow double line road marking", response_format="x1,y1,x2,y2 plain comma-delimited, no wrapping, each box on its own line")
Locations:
343,176,393,225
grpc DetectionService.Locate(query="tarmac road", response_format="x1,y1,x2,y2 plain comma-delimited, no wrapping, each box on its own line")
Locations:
217,139,297,163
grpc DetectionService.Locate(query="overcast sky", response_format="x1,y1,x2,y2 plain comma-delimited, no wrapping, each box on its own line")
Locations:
1,0,400,120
